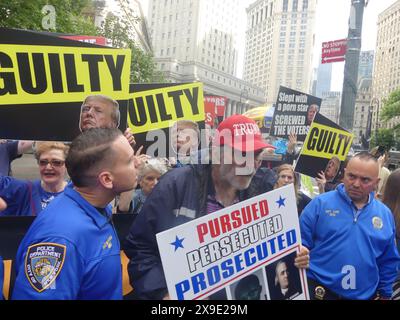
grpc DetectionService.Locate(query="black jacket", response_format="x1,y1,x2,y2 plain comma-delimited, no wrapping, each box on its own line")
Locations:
124,164,276,299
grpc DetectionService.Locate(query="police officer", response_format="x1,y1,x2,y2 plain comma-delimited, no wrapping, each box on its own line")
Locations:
301,152,400,300
12,128,138,300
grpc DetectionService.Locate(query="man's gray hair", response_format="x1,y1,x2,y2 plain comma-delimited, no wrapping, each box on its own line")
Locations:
82,95,120,127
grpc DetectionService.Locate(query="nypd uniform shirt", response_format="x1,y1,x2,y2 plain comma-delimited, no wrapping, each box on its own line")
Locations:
12,185,122,300
300,184,400,299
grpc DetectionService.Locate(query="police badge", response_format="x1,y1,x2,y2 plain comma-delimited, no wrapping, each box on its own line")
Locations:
372,217,383,230
314,286,326,300
24,243,66,292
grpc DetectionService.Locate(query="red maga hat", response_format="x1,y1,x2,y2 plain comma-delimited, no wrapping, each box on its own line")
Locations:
213,114,275,152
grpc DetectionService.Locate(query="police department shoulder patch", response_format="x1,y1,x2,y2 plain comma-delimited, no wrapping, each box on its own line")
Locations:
24,243,66,292
372,217,383,230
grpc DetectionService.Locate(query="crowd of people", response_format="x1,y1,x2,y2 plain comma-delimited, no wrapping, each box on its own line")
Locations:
1,94,400,301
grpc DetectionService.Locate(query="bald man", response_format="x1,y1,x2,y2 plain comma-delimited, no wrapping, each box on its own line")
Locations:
301,152,400,300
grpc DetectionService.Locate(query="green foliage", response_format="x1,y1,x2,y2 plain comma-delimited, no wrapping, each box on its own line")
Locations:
370,128,395,150
0,0,99,35
0,0,164,83
380,88,400,130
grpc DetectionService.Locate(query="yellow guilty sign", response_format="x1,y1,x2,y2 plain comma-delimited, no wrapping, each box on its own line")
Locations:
302,123,354,160
128,83,205,134
0,44,131,104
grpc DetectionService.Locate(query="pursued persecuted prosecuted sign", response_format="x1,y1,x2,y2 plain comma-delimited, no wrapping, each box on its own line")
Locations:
156,185,309,300
0,28,131,141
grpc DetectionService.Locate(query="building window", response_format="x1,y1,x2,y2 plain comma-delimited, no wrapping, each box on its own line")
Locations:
303,0,308,11
283,0,288,12
292,0,298,12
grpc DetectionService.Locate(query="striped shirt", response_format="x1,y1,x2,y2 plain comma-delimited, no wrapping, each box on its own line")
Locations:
206,194,239,215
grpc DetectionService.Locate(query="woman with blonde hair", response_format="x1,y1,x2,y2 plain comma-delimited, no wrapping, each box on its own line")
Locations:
0,142,69,216
274,164,311,216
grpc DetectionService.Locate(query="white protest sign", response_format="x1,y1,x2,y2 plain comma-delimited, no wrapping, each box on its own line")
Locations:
156,184,309,300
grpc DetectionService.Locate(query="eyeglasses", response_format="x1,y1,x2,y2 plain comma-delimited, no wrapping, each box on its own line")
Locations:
39,159,65,167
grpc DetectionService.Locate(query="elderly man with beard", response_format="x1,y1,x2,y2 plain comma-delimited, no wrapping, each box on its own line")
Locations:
125,115,310,300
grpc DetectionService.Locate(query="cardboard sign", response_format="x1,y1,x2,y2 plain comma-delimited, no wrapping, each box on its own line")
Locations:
294,113,354,179
156,185,309,300
270,86,322,142
128,83,205,158
204,95,227,127
60,35,107,46
0,28,131,141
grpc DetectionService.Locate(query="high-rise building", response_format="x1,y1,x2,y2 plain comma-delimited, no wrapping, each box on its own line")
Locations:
147,0,265,116
371,0,400,132
320,91,341,124
243,0,317,104
315,59,332,98
353,79,373,145
358,51,374,82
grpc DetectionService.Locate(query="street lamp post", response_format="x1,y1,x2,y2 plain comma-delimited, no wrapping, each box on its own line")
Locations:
370,97,380,145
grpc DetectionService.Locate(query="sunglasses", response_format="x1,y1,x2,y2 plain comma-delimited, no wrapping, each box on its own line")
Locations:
39,159,65,168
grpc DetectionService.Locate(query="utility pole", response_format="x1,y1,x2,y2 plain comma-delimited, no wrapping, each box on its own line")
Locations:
339,0,367,131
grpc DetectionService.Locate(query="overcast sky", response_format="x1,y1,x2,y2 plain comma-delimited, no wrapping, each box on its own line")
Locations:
313,0,397,90
139,0,398,90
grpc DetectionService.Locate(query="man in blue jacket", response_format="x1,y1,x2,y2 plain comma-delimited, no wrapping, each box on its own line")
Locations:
301,151,400,300
12,128,138,300
125,115,310,300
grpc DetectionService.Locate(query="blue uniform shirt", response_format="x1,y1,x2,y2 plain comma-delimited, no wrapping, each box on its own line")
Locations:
12,185,122,300
301,184,400,299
